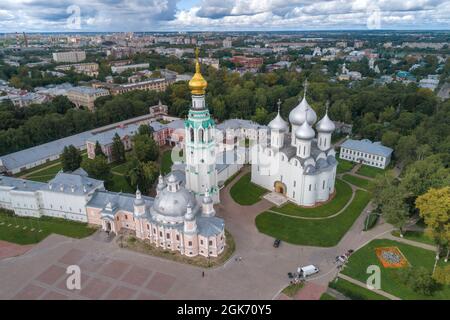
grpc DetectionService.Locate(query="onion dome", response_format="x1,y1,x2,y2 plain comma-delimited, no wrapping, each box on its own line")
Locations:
188,48,207,95
156,174,166,193
134,187,144,206
268,99,289,132
316,106,335,133
295,119,315,140
185,203,195,221
289,80,317,126
202,190,213,205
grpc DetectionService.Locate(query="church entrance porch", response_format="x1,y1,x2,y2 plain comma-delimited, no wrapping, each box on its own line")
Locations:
274,181,286,195
263,192,289,207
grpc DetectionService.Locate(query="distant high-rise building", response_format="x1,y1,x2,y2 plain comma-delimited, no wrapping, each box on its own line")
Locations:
223,37,232,48
52,51,86,63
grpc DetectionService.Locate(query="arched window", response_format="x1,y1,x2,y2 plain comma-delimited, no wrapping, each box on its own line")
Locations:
199,128,204,143
190,127,194,142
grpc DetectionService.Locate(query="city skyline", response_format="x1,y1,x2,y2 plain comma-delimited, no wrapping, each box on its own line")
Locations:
1,0,450,33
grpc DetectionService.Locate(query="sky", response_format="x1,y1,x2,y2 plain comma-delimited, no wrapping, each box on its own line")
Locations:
0,0,450,32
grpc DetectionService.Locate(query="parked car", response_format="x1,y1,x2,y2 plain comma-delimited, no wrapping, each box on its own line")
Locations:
273,239,281,248
297,265,320,277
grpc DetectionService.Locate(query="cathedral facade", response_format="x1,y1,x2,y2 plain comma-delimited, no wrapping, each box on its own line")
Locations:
251,84,338,207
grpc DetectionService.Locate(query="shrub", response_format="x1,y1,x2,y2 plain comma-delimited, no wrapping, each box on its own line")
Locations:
363,213,379,231
397,267,437,296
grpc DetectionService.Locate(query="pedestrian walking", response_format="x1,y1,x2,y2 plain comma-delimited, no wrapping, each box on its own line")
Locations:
202,271,205,278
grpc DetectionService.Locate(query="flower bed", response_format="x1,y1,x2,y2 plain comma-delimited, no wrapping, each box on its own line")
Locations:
375,246,409,268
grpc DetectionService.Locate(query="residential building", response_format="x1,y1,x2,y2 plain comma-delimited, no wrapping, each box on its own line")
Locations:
230,56,264,69
55,63,99,77
52,51,86,63
339,139,393,169
111,63,150,74
66,87,110,111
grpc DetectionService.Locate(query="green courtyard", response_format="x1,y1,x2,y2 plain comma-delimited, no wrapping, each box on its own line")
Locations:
0,210,97,245
336,158,355,174
356,165,385,178
341,239,450,300
329,277,389,300
342,174,371,190
271,179,353,218
230,172,267,205
255,190,371,247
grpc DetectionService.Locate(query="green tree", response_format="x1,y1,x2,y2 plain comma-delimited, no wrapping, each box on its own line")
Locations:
381,131,400,149
132,134,159,162
111,133,126,163
398,267,437,296
400,156,450,198
81,156,113,188
61,145,82,172
94,141,105,157
416,187,450,262
251,107,269,125
138,124,153,136
125,159,159,194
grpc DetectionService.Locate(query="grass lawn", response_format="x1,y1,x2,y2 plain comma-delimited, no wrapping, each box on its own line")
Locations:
281,282,304,297
391,230,436,246
341,239,450,300
27,163,63,182
24,153,89,183
329,278,389,300
230,172,267,205
319,293,337,300
271,179,353,218
0,210,97,245
337,159,355,174
110,174,134,193
255,190,371,247
356,165,385,178
342,174,371,190
111,162,129,175
160,149,174,175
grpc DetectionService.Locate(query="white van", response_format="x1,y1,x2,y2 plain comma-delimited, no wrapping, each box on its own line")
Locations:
297,265,320,277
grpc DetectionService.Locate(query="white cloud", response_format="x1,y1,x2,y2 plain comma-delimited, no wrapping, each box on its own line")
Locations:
0,0,449,31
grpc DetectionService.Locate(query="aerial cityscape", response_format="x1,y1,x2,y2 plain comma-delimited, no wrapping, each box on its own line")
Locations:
0,0,449,306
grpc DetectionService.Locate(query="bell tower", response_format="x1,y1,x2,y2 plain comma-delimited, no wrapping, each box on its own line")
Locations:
184,48,219,203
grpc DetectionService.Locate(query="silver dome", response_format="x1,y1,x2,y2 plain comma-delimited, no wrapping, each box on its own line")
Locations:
202,192,213,205
134,188,145,206
289,97,317,126
268,109,288,133
295,120,315,140
316,111,335,133
151,174,198,217
316,158,328,169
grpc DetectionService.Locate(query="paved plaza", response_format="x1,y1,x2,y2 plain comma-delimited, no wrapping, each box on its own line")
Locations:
0,168,393,300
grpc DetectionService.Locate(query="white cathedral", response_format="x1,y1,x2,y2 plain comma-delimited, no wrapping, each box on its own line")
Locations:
251,82,338,207
0,53,338,260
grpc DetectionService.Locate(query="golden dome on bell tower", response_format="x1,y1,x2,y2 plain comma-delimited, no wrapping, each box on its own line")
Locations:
189,48,207,95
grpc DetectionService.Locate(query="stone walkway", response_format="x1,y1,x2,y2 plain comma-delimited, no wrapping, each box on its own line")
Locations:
0,241,34,261
382,233,436,252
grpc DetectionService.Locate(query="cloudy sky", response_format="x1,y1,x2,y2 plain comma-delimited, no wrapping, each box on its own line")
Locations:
0,0,449,32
